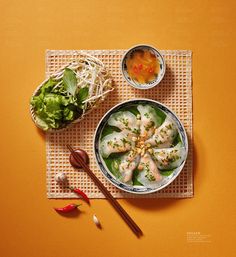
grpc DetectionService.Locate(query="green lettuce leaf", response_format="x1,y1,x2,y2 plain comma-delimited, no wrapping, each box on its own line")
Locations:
132,169,143,186
160,170,174,176
35,116,49,130
31,71,86,130
63,68,77,96
77,86,89,104
40,78,57,94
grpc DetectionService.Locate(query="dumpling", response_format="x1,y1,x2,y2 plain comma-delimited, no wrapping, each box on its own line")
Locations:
137,105,160,139
107,111,139,134
137,153,162,188
119,151,140,183
152,143,186,170
100,131,134,158
146,117,177,148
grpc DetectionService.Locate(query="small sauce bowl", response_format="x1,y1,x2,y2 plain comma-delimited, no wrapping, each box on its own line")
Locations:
121,45,166,89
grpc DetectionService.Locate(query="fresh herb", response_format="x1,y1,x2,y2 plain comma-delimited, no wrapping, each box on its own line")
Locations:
132,128,140,134
154,107,166,125
132,169,143,186
172,133,182,146
144,120,155,131
121,138,128,145
166,124,173,130
119,117,129,127
160,169,174,176
107,140,113,146
104,158,122,179
77,86,89,104
145,166,156,181
118,106,140,116
101,125,121,139
155,139,162,146
30,68,88,130
63,68,77,96
113,142,120,148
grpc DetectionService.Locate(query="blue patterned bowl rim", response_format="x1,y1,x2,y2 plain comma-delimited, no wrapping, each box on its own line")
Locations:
93,98,188,194
121,45,166,90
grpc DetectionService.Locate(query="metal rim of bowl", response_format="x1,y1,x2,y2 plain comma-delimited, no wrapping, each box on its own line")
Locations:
121,44,166,90
93,98,188,195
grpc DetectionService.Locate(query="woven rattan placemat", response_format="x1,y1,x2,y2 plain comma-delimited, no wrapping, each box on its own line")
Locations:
46,49,193,198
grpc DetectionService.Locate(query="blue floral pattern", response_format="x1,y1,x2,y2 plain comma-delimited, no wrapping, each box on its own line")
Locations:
94,99,188,194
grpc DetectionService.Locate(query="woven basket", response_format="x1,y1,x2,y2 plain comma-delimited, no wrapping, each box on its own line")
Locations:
30,55,114,132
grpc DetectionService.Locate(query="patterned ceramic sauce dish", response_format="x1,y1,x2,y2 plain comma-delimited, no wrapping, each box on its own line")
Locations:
94,99,188,194
121,45,166,89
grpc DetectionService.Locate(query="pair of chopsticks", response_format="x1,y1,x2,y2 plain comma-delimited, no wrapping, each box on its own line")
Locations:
67,144,143,237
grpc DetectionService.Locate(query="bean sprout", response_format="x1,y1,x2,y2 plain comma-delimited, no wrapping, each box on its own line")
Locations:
52,55,114,107
31,54,114,132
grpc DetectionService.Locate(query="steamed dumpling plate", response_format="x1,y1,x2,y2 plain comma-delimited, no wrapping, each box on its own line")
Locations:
94,99,188,194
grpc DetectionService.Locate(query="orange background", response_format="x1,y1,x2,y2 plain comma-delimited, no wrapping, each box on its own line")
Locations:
1,0,235,257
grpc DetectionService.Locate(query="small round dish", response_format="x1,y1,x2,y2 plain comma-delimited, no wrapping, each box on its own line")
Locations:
93,99,188,194
121,45,166,90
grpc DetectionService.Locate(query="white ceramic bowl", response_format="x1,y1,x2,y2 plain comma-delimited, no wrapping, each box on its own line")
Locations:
94,99,188,194
121,45,166,89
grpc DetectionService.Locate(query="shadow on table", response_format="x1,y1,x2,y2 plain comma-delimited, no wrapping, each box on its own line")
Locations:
36,127,46,140
191,133,200,197
124,198,186,211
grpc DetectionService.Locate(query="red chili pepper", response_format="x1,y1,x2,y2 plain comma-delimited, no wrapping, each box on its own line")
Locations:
148,67,154,73
71,188,90,205
138,64,143,70
54,203,80,213
133,65,138,74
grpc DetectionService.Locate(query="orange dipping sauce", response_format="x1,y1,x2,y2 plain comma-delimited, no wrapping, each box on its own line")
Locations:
126,49,160,84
